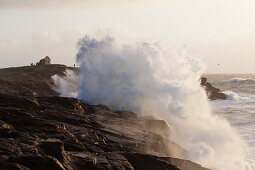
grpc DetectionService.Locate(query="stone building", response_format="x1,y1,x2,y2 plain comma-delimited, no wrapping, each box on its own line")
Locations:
36,56,51,65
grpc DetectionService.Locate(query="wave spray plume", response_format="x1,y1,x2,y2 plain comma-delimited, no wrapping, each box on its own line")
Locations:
56,34,252,170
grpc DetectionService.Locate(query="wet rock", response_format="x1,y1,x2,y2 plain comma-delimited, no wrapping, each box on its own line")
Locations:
200,77,227,100
123,152,180,170
162,157,211,170
0,65,78,96
0,93,210,169
9,155,66,170
142,116,171,138
114,111,139,120
38,139,68,163
0,65,210,170
71,152,134,170
0,120,19,138
0,156,30,170
104,152,134,170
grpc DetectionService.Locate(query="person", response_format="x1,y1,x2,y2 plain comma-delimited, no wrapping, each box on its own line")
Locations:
74,64,75,67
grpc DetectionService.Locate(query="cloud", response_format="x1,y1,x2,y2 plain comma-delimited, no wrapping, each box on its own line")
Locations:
0,0,165,10
31,31,61,49
0,27,87,68
0,0,97,9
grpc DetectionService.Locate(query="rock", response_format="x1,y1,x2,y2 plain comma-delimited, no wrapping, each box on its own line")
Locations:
0,120,19,138
38,139,68,163
0,65,210,170
90,105,186,159
162,157,211,170
0,65,79,96
0,93,209,169
123,152,180,170
142,116,171,138
70,152,134,170
9,155,66,170
200,77,227,100
0,156,30,170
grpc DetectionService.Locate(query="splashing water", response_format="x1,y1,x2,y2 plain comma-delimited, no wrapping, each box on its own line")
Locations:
230,78,255,83
53,34,252,170
52,69,81,97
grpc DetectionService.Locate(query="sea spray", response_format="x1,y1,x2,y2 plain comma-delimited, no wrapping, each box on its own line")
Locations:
52,69,81,97
230,77,255,83
53,34,251,170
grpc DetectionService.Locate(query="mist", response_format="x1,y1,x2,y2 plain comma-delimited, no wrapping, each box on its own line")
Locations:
52,32,252,170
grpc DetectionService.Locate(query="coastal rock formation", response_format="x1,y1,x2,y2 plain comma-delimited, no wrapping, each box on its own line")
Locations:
36,56,51,66
0,65,210,170
0,64,78,96
200,77,227,100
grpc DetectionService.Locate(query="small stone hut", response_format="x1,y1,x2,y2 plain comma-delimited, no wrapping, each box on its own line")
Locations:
36,56,51,65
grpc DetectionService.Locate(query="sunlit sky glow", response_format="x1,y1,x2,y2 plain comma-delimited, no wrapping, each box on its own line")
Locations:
1,0,255,73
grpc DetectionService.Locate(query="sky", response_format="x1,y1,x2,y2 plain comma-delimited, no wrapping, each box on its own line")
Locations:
1,0,255,73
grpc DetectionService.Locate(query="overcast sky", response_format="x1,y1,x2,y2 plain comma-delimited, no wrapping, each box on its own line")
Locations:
1,0,255,73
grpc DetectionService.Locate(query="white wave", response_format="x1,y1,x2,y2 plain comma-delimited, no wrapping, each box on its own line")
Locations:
224,91,241,100
51,69,81,98
224,90,255,101
53,32,252,170
230,77,255,83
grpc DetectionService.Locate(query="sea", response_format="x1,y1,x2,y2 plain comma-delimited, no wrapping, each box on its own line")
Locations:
206,74,255,166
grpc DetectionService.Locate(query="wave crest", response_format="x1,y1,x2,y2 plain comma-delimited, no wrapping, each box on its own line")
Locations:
230,77,255,83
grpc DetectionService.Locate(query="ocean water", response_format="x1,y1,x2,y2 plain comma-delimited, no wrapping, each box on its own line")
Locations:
206,74,255,166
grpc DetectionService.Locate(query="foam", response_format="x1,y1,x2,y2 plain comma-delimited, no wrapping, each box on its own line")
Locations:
51,69,80,98
223,90,255,101
53,34,252,170
230,78,255,83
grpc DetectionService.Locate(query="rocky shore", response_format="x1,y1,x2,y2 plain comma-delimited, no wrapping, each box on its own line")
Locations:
0,65,210,170
200,77,227,100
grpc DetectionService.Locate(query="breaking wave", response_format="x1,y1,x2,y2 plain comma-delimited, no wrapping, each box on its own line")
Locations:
224,91,241,100
230,77,255,83
223,90,255,102
51,70,81,98
53,34,252,170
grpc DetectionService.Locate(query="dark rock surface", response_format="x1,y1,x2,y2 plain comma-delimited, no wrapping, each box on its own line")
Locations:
0,65,210,170
0,64,78,97
200,77,227,100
